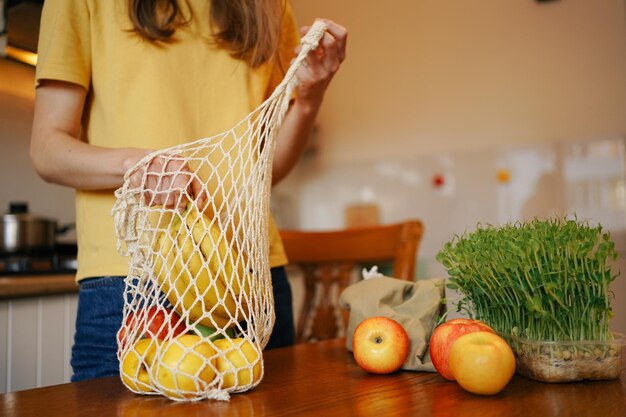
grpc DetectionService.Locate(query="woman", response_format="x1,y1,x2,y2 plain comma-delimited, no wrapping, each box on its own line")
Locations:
30,0,347,382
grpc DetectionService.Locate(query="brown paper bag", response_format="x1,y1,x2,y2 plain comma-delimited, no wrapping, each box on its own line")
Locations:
339,269,445,372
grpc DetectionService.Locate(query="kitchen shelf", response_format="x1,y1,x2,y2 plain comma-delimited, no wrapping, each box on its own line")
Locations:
0,274,78,299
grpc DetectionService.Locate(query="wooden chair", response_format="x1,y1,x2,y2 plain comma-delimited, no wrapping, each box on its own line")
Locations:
279,220,424,344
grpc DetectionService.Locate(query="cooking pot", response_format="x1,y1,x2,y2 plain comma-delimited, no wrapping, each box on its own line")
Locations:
0,202,74,255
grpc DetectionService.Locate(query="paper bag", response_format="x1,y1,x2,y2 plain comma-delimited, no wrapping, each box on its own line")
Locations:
339,269,445,372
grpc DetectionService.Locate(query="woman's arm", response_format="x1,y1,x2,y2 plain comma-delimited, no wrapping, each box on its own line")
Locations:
30,80,202,210
271,19,348,184
30,80,150,190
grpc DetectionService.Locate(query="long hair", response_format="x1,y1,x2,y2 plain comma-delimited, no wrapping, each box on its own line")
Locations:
128,0,285,68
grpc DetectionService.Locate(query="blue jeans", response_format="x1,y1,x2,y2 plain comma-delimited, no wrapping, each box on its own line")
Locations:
70,267,295,382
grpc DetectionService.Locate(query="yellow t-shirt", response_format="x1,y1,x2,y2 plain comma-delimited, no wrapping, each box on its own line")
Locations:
36,0,298,280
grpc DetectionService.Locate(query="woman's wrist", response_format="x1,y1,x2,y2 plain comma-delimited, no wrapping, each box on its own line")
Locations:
291,95,322,120
121,148,152,174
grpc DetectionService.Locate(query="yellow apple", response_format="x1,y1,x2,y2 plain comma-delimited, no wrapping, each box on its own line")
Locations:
121,338,159,393
214,337,262,389
448,331,516,395
429,318,495,380
352,316,410,374
152,334,217,399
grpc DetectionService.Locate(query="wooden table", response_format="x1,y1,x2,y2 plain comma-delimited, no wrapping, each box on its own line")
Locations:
1,338,624,417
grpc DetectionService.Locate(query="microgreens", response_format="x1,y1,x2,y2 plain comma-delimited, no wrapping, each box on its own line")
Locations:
436,217,619,342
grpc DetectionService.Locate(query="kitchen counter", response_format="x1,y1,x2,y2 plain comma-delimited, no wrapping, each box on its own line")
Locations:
0,274,77,299
1,338,625,417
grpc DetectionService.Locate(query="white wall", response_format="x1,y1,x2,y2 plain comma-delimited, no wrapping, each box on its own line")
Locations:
290,0,626,163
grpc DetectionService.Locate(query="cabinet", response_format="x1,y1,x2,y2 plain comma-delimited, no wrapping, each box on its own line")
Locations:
0,292,77,393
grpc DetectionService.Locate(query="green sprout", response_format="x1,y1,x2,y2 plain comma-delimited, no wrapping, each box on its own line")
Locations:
436,217,619,342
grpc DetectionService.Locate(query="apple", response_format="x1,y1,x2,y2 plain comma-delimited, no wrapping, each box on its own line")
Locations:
152,334,217,399
118,306,186,347
121,338,159,393
429,318,494,380
214,337,262,389
352,316,410,374
448,331,515,395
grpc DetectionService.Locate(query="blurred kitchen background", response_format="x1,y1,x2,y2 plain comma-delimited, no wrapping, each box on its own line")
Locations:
1,0,626,390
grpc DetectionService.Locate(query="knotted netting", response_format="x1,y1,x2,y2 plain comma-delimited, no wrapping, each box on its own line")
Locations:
111,21,327,402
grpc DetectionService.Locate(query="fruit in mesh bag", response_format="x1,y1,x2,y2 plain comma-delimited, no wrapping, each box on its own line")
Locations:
117,306,186,348
193,323,236,341
152,334,217,399
121,338,159,393
214,337,262,389
183,205,251,299
153,206,250,329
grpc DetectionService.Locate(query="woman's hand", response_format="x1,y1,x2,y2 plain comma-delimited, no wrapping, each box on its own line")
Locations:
294,19,348,109
127,152,206,212
271,19,347,184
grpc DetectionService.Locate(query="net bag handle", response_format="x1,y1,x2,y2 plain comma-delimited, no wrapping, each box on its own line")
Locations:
112,21,328,255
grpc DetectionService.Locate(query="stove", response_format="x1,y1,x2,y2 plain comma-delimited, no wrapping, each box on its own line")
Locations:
0,244,77,276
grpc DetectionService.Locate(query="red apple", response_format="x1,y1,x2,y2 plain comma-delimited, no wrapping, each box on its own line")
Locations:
118,306,186,347
429,318,494,380
352,316,410,374
449,331,515,395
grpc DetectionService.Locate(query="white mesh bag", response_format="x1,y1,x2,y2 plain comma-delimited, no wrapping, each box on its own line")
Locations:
111,22,327,402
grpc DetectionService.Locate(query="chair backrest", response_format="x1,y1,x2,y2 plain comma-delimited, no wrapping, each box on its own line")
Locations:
279,220,424,344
